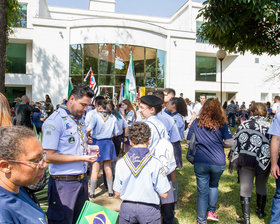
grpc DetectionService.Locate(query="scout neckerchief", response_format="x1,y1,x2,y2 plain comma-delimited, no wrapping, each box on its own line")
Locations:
59,103,87,155
123,147,152,177
97,110,109,122
164,108,178,117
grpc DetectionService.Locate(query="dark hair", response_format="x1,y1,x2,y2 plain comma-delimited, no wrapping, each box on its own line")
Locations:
154,105,162,115
275,96,280,101
152,90,164,102
250,102,267,117
128,122,151,145
222,101,228,109
163,88,176,96
46,98,51,103
70,83,95,99
267,101,271,108
198,98,227,130
97,99,114,114
122,99,137,120
0,126,36,160
169,97,187,116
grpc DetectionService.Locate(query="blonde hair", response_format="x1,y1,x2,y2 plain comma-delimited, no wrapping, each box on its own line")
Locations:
0,93,12,126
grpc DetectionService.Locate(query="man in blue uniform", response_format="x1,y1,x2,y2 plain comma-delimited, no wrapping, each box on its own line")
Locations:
269,113,280,224
42,84,98,224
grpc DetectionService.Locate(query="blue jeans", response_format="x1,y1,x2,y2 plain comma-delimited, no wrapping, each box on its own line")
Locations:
269,159,280,224
194,162,225,223
227,112,236,127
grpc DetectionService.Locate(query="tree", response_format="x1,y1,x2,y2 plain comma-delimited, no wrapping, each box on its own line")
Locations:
0,0,21,94
197,0,280,56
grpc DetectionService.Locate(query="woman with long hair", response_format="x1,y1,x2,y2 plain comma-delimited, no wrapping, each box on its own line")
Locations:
229,103,271,224
86,99,118,199
187,98,234,224
120,99,137,126
0,93,12,126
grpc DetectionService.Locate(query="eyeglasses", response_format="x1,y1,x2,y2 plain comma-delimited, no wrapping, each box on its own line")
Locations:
7,152,47,169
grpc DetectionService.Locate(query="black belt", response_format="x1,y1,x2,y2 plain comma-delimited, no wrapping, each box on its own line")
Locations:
50,173,86,181
123,200,159,207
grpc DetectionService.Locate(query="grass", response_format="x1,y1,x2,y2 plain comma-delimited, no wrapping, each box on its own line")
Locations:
175,144,275,224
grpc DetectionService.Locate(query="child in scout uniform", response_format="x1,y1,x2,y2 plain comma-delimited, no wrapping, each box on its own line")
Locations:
86,99,118,198
113,122,170,224
137,95,175,224
165,97,188,208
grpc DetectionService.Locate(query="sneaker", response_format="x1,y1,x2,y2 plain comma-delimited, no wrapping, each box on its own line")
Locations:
108,193,114,198
207,211,219,222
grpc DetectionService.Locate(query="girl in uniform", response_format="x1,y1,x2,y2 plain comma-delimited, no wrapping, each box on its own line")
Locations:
165,97,187,207
86,99,118,198
120,99,137,126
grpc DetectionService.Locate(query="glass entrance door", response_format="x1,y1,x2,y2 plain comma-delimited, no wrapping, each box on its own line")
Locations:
98,85,115,100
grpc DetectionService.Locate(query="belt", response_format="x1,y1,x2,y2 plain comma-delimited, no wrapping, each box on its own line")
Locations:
123,200,159,207
50,173,86,181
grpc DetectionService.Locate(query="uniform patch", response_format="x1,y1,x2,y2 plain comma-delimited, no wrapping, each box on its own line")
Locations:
46,131,52,135
66,123,72,130
62,116,67,121
45,124,56,130
68,136,76,144
159,167,166,177
80,122,85,127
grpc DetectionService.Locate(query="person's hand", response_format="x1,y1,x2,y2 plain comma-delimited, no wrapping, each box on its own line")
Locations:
82,155,99,163
271,163,280,179
87,136,93,144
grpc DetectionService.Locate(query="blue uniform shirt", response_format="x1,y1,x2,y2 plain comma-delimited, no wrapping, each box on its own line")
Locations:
42,108,88,175
125,110,135,126
172,113,185,141
113,153,170,205
115,116,128,136
145,115,169,155
0,186,47,224
157,109,180,143
268,113,280,136
86,110,118,139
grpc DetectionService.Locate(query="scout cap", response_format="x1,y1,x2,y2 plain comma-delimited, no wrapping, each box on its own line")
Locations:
140,95,162,107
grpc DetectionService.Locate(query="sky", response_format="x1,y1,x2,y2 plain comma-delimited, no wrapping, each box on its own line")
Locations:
46,0,204,18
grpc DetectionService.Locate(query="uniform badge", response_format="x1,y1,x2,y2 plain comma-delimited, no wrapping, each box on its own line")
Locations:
80,122,85,127
45,124,56,130
66,123,72,130
68,136,76,144
62,116,67,121
46,131,52,135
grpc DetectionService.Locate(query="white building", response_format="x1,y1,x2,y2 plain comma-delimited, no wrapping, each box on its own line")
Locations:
6,0,280,107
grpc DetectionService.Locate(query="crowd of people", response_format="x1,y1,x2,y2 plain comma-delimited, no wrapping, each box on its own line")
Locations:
1,87,280,224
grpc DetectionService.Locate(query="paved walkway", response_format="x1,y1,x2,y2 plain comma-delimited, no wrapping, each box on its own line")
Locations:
89,181,122,212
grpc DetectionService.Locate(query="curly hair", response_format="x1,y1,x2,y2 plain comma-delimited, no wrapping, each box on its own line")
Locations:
0,93,12,126
128,122,151,145
198,98,227,130
0,126,35,160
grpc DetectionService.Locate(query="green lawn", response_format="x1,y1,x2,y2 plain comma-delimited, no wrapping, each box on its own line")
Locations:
37,144,276,224
176,145,275,224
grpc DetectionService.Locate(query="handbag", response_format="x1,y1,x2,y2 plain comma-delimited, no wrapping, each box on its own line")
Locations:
186,132,196,164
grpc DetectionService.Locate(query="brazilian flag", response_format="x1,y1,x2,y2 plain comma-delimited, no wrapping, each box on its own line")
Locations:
76,201,118,224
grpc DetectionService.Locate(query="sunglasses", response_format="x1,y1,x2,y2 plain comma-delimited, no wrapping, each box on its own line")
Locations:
7,152,47,169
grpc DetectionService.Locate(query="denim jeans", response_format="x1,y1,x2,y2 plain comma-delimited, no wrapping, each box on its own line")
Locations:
269,159,280,224
194,162,225,223
227,112,236,127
